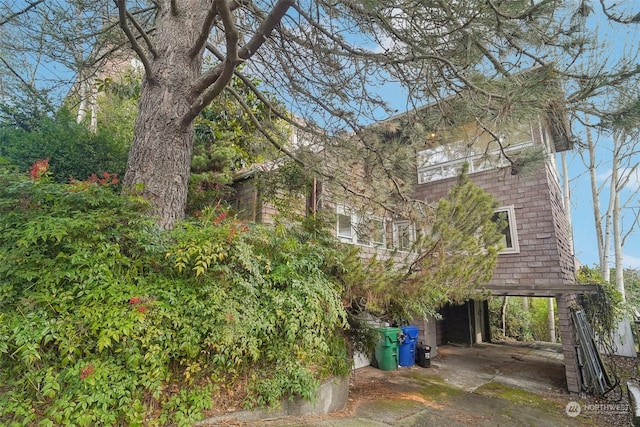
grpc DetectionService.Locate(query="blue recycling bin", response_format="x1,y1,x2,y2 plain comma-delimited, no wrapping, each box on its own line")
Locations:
399,325,419,367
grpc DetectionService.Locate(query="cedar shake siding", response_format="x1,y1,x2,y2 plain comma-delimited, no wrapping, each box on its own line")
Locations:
412,160,575,293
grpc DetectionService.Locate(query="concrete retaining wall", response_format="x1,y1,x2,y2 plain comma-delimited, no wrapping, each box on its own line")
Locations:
197,375,349,425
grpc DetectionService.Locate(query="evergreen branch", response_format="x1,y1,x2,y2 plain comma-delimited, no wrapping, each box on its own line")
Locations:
474,119,516,167
205,41,331,144
185,0,294,125
290,3,370,57
204,44,288,122
597,0,640,24
87,28,156,71
472,40,509,76
486,0,555,20
227,81,408,219
182,0,241,126
400,237,442,282
238,0,294,60
225,85,305,167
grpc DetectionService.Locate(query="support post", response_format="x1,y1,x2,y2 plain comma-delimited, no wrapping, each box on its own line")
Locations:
556,293,581,395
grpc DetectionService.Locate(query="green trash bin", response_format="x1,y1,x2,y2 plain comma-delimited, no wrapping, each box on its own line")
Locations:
374,327,401,371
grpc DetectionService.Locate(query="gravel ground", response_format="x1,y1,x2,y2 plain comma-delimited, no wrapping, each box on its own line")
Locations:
578,355,638,426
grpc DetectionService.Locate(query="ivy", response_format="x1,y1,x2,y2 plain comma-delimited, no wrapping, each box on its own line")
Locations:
577,266,624,343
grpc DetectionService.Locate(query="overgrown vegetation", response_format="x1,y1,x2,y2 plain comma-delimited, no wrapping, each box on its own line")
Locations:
487,267,628,345
338,171,504,322
489,297,534,341
489,297,559,342
0,107,129,182
0,168,349,426
577,266,624,345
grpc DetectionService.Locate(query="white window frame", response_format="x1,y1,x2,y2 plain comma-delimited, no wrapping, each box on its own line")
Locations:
336,205,354,240
336,204,385,247
417,140,533,184
393,220,416,252
493,205,520,254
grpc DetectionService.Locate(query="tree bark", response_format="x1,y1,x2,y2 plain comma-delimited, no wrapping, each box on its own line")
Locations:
611,145,634,355
119,0,293,228
547,297,556,343
123,3,208,229
586,123,609,278
501,296,508,336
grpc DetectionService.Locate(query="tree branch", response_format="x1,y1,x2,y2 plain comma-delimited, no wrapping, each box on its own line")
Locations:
598,0,640,24
0,56,55,113
225,85,305,167
0,0,44,26
204,41,328,140
401,238,442,282
115,0,155,81
486,0,554,20
621,207,639,247
238,0,294,60
190,3,219,59
125,9,158,58
182,0,241,126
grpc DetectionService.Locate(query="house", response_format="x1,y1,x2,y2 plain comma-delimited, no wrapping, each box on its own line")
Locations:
405,94,600,394
228,75,599,395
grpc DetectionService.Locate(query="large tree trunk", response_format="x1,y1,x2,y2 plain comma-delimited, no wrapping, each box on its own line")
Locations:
123,4,205,229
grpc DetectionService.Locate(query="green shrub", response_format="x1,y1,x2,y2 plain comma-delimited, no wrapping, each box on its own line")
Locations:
0,108,129,182
529,298,558,341
0,169,349,426
489,297,533,341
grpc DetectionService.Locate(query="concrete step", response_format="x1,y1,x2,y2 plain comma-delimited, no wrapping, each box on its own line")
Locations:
627,381,640,426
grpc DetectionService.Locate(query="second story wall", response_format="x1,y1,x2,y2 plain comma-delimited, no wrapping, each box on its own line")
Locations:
413,160,575,292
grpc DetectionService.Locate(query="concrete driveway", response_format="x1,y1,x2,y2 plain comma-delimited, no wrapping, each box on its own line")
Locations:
205,342,618,426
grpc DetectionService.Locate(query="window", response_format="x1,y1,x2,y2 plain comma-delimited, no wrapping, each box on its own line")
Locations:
337,205,353,239
417,133,534,184
336,205,385,247
393,221,416,252
492,206,520,254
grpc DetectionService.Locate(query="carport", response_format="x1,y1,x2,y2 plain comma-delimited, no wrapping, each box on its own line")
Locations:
428,283,600,395
433,341,568,394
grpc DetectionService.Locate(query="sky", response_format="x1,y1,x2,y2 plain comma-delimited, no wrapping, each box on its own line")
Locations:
566,140,640,270
338,1,640,270
2,0,639,271
562,8,640,271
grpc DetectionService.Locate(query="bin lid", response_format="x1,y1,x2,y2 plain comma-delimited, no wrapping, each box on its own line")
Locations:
376,327,402,339
400,325,419,339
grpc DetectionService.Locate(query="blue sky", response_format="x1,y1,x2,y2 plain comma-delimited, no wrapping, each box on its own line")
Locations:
3,0,638,271
566,141,640,270
563,7,640,270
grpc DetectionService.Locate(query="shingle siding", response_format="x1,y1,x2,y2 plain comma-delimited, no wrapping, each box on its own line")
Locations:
413,160,575,294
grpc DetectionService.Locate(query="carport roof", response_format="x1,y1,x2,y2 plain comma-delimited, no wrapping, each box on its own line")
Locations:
479,283,599,297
